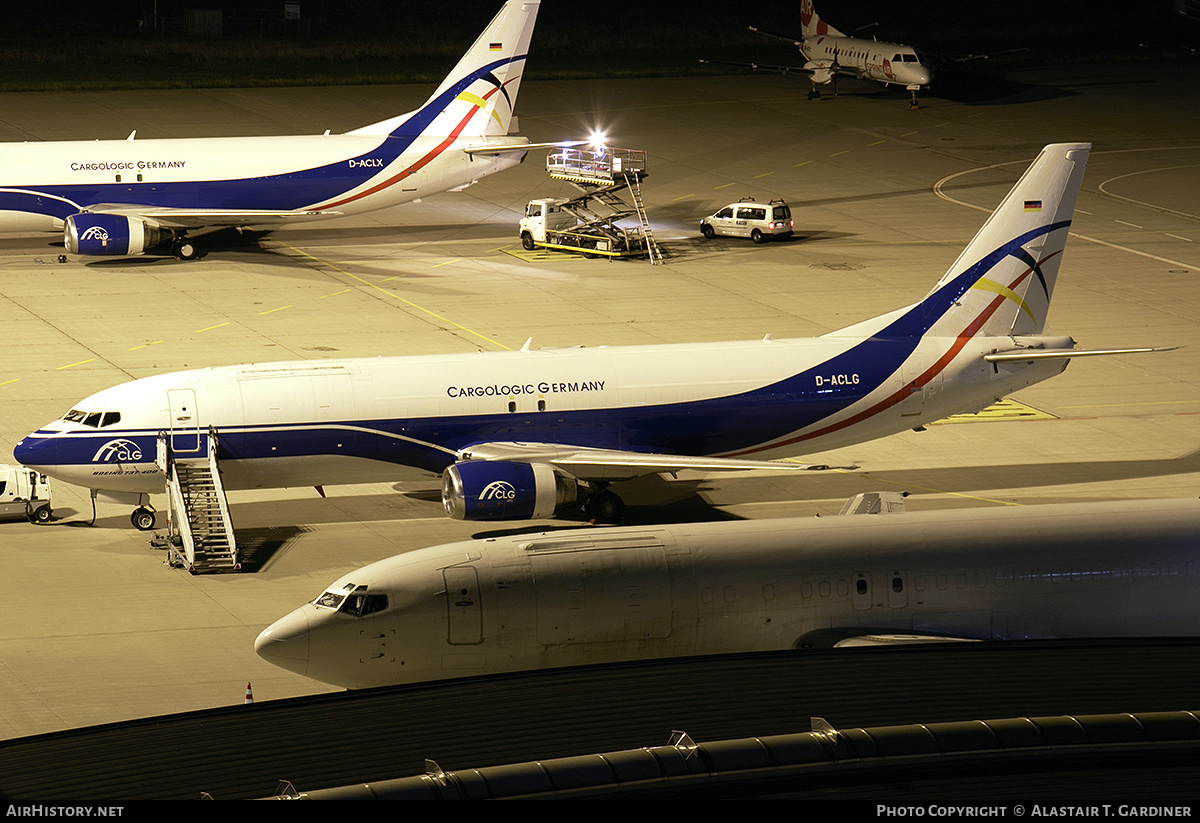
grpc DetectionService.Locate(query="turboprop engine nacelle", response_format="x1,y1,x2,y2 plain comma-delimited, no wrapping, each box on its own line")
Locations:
64,213,165,256
442,460,578,521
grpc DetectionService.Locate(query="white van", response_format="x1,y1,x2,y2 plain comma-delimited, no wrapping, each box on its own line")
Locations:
700,198,793,243
0,464,52,523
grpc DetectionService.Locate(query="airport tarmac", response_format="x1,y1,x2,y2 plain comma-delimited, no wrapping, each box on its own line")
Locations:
0,61,1197,741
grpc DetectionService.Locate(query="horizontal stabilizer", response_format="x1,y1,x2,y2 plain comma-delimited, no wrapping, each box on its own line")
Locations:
461,140,584,155
984,346,1177,363
837,491,908,515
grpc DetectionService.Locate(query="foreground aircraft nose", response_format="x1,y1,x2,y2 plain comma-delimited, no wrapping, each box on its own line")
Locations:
254,609,311,676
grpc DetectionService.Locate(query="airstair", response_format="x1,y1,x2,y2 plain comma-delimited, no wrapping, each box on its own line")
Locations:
157,429,239,573
525,147,664,263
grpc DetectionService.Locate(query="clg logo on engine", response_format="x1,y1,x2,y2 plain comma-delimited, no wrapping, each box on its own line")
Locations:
93,439,143,463
478,481,517,501
79,226,110,242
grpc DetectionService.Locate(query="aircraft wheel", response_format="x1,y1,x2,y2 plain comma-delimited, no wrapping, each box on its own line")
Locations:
174,240,198,261
29,505,52,524
751,229,765,244
131,507,156,531
701,224,715,239
587,490,625,523
521,232,535,251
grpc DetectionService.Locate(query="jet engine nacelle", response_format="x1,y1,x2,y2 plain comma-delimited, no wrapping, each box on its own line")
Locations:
442,460,578,521
64,213,165,256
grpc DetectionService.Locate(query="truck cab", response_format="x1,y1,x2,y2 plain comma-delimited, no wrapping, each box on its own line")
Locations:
0,464,53,523
520,198,578,248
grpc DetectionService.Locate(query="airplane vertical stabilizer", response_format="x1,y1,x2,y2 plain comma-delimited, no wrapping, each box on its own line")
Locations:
800,0,846,38
926,142,1090,338
350,0,539,139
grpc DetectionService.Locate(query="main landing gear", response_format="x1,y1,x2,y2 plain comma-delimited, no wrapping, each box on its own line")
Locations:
583,487,625,524
172,238,198,261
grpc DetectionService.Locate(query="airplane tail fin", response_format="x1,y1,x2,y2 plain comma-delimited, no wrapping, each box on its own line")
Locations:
923,143,1090,338
350,0,539,139
800,0,846,38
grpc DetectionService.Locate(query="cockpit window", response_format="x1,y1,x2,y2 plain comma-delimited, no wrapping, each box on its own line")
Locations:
62,409,123,428
340,593,388,617
315,590,346,610
314,585,387,617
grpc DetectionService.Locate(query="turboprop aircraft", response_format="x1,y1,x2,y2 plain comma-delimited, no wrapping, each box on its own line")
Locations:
13,143,1171,529
0,0,543,260
254,496,1200,689
708,0,933,107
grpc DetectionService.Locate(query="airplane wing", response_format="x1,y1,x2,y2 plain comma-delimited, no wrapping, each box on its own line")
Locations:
455,440,855,480
81,204,338,230
699,59,811,76
746,26,803,48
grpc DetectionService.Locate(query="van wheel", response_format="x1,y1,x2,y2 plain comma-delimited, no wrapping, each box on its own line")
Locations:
701,224,715,239
521,232,535,251
751,229,765,244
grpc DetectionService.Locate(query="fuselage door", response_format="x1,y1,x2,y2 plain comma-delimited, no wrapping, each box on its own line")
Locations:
166,388,201,453
443,565,483,645
852,571,872,611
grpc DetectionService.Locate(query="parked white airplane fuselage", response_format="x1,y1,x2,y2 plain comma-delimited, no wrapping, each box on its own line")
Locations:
255,497,1200,689
0,0,540,256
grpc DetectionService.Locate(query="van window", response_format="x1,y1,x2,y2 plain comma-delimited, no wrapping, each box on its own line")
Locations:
716,207,733,219
738,207,766,220
773,205,791,220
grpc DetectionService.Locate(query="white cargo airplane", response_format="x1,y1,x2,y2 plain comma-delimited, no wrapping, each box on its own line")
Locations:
254,496,1200,689
714,0,934,107
0,0,543,260
13,143,1170,528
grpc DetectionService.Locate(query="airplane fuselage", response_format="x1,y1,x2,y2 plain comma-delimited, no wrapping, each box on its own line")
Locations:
255,497,1200,689
802,34,932,89
0,130,525,231
14,327,1070,495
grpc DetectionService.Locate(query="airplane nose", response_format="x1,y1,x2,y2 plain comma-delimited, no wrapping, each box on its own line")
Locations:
13,433,58,469
255,609,311,675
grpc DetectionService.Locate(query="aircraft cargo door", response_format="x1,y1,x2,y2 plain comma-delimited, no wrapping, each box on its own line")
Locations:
443,565,482,645
167,388,201,453
530,539,672,645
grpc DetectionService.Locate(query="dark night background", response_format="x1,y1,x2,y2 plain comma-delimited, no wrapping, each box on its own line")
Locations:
1,1,1198,90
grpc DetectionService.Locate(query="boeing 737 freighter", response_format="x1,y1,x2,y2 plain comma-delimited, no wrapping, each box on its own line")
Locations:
254,496,1200,689
13,143,1169,528
0,0,541,259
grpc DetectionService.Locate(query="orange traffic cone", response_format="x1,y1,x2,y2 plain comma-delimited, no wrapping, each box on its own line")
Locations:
244,682,253,704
